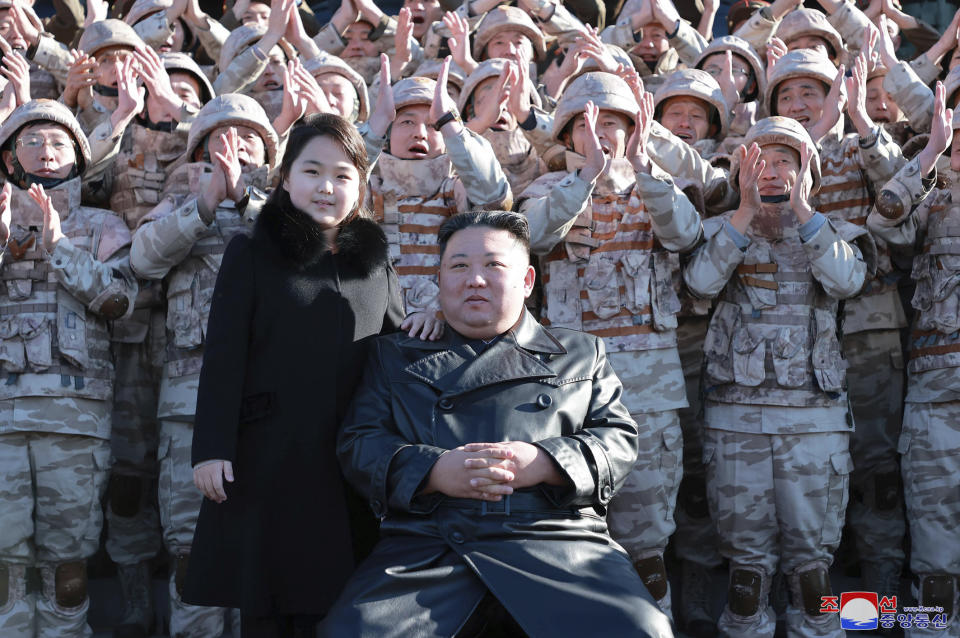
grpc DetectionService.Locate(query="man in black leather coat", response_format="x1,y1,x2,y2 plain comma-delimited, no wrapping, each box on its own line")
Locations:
321,210,674,638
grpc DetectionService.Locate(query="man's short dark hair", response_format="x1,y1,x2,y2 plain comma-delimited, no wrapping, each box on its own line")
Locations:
437,210,531,259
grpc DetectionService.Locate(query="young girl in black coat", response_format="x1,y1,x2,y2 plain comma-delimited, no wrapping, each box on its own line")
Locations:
182,114,407,637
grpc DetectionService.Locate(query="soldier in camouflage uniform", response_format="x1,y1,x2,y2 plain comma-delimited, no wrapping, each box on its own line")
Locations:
767,48,910,597
683,116,873,638
0,99,137,637
867,86,960,638
518,72,703,618
693,35,767,144
129,94,277,638
304,50,370,124
363,63,511,317
123,0,231,61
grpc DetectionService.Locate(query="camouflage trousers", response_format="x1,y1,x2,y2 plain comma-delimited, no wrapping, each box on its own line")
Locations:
672,316,723,569
842,329,907,569
703,422,851,638
901,401,960,638
106,340,162,567
0,422,111,637
158,418,234,638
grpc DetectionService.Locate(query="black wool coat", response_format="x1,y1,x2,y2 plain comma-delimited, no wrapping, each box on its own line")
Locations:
182,199,404,616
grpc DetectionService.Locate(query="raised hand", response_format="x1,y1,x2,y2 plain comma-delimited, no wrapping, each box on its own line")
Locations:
808,64,847,143
579,100,607,183
0,182,11,246
845,50,874,136
789,142,815,222
730,142,763,233
875,15,900,69
330,0,359,34
291,60,331,116
111,55,145,131
627,91,655,173
84,0,108,29
0,52,31,106
9,2,40,48
918,81,954,177
444,11,477,75
715,50,740,108
274,61,307,136
63,49,98,108
765,36,787,83
368,53,396,139
392,7,414,81
213,128,246,203
430,56,461,133
651,0,681,30
29,183,64,253
506,52,532,124
615,62,646,105
134,46,185,120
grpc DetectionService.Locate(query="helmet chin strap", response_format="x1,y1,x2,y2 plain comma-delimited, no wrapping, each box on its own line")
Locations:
760,194,790,203
93,84,119,97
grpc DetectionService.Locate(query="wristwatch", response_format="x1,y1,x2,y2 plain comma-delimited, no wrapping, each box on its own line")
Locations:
433,109,462,131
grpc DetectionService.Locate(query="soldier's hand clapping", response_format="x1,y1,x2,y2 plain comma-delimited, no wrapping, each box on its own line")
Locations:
579,100,608,183
134,46,185,121
0,182,12,246
918,81,954,177
466,62,512,134
789,142,816,223
198,127,245,221
0,50,30,106
444,12,478,76
807,64,846,144
430,56,462,135
730,142,763,233
368,54,396,139
627,91,655,174
29,183,64,253
392,7,414,82
63,49,98,108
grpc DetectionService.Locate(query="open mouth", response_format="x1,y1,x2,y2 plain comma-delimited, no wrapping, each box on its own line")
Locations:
411,15,425,24
793,115,810,126
675,131,693,141
873,115,890,123
407,142,430,157
262,80,281,90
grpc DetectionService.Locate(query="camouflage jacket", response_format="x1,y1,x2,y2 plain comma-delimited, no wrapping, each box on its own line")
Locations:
817,129,907,334
130,164,267,418
684,206,871,422
133,12,230,63
0,177,137,437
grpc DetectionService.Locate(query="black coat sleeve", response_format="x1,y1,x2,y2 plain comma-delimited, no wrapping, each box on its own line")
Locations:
191,234,256,467
381,265,405,334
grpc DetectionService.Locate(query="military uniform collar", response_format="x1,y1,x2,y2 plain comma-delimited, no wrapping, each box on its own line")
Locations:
377,152,454,197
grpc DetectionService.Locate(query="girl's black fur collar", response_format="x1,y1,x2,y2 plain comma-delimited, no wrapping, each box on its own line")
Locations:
256,193,389,275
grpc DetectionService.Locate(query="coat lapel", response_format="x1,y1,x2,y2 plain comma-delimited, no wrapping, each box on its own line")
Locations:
400,312,564,395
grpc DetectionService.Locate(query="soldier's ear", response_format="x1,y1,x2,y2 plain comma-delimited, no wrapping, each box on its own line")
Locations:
2,150,13,176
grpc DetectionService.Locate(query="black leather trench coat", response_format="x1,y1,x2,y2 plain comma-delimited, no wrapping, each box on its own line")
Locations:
321,310,674,638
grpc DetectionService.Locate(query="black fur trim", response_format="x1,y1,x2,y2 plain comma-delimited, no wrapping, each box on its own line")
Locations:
257,192,389,276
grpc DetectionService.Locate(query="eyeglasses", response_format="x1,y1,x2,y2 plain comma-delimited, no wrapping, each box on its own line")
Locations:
16,136,72,151
702,65,751,78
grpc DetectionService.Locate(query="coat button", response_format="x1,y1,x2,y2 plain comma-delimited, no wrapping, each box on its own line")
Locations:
450,531,465,544
600,485,613,501
438,398,453,410
536,394,552,409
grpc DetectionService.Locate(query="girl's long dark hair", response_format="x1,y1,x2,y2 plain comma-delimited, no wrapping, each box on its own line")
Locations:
265,113,371,223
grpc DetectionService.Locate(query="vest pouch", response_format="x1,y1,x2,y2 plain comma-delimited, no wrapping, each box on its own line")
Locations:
703,300,740,383
931,255,960,300
650,252,681,331
619,252,650,314
771,326,808,388
20,316,52,371
166,269,203,350
0,317,25,372
812,307,847,393
5,278,32,301
57,290,89,369
732,328,766,387
404,278,441,315
910,254,933,312
545,260,582,330
583,254,621,320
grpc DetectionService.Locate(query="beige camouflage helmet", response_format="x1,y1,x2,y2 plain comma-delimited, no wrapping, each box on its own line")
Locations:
303,51,369,122
775,8,843,60
654,69,730,140
77,18,145,58
552,72,639,142
185,94,279,167
765,49,837,116
414,58,467,92
944,65,960,108
161,52,215,103
218,25,297,73
457,58,542,113
123,0,196,48
0,100,92,178
695,35,766,102
393,76,437,112
472,6,547,62
730,116,821,194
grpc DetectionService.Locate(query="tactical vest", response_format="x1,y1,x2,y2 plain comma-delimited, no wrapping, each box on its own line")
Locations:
159,163,261,379
908,188,960,374
701,211,848,408
0,178,120,401
247,88,285,123
77,94,115,137
482,128,543,197
817,135,906,334
370,152,459,314
536,158,681,354
109,122,188,230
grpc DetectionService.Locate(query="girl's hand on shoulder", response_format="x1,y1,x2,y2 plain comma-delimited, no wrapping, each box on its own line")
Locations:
401,312,445,341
